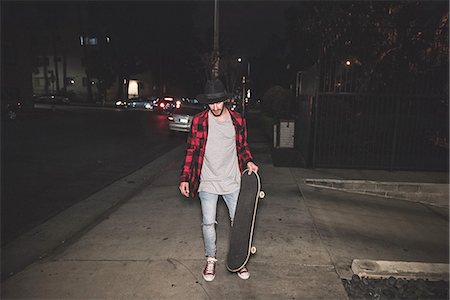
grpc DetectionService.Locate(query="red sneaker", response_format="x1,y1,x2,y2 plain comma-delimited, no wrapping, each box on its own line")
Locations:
202,257,217,282
237,266,250,280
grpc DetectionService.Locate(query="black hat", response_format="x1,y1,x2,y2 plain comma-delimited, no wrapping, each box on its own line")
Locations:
197,79,232,104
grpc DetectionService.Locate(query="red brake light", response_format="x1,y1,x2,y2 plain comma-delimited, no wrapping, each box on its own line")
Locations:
159,103,165,108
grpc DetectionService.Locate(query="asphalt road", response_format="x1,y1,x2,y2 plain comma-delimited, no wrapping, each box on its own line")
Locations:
1,105,185,245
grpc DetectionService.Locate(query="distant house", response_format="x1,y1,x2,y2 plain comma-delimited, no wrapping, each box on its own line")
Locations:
32,54,100,102
106,71,156,103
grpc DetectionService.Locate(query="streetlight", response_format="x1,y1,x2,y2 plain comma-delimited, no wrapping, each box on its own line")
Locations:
237,57,250,78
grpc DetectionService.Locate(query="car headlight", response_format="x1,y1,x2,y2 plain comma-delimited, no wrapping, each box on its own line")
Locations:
116,101,123,106
145,103,151,109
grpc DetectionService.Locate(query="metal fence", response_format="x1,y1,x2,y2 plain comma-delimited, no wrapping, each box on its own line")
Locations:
298,32,449,171
311,93,448,170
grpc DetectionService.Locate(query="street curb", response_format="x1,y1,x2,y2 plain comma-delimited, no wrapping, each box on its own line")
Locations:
352,259,449,281
304,179,449,208
1,144,185,281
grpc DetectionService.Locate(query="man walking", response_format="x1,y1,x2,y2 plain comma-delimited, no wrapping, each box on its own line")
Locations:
179,79,258,281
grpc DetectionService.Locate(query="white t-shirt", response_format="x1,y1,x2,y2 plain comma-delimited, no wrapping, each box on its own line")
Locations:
198,111,241,194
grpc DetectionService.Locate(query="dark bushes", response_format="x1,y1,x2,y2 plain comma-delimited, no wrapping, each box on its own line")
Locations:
261,85,295,119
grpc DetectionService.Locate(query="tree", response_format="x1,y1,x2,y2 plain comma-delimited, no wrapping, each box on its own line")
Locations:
285,1,449,93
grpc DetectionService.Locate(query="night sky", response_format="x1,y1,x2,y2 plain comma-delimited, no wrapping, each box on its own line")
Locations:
193,1,290,56
2,0,296,96
3,1,447,98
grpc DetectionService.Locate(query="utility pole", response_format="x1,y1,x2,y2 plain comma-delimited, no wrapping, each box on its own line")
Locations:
51,29,60,94
43,56,49,95
211,0,220,80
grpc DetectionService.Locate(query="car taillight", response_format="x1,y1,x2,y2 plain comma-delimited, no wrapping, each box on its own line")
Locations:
176,101,181,109
159,103,165,108
168,116,174,121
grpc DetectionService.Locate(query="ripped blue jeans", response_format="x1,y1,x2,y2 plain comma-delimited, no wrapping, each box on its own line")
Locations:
199,189,240,257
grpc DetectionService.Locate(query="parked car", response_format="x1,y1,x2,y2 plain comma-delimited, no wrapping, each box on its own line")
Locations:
34,94,70,104
154,96,177,114
168,104,205,133
181,97,200,105
115,99,127,108
125,97,153,110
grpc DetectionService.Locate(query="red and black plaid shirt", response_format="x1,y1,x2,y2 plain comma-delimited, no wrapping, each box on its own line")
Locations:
180,109,254,198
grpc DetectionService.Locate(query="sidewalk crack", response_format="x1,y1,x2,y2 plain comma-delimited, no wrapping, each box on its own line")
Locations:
167,258,211,299
291,168,344,280
56,258,151,262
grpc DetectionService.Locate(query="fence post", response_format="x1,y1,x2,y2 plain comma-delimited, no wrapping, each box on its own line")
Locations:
311,52,324,169
390,96,400,170
311,95,319,168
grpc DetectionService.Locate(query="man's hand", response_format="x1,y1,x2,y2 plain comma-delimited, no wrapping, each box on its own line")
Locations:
179,182,190,198
246,161,259,174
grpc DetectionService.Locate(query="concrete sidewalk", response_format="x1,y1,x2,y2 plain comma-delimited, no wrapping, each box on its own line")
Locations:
2,109,448,299
1,145,349,299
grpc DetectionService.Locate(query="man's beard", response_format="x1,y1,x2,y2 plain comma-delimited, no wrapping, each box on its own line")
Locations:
210,105,225,117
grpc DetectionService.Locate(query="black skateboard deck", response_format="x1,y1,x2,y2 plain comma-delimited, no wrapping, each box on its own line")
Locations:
226,169,264,272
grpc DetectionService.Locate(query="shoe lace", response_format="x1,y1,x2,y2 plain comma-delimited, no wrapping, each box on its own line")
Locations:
205,258,217,274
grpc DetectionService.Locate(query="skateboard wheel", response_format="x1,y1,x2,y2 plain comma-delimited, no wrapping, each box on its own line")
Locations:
259,191,265,199
251,246,257,254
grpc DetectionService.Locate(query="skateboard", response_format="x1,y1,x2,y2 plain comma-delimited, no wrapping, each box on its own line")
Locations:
226,168,265,272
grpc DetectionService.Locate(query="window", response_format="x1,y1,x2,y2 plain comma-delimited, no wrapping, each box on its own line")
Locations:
80,36,98,46
88,37,97,45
